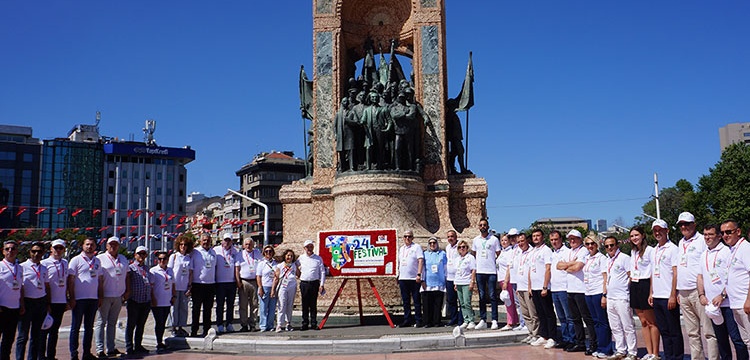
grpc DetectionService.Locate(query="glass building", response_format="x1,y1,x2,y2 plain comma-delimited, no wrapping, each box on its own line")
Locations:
0,125,42,229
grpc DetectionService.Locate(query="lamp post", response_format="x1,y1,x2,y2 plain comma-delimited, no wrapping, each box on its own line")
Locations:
227,189,269,246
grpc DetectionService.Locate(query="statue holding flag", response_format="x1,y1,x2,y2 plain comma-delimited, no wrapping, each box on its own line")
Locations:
452,52,474,173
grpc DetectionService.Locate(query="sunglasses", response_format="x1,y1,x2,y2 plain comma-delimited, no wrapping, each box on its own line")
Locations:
157,257,167,261
603,244,617,249
722,229,737,235
678,222,694,226
53,246,65,250
4,247,17,251
457,245,468,249
264,250,273,253
179,243,186,246
428,242,437,245
584,242,597,246
30,250,42,254
404,235,413,238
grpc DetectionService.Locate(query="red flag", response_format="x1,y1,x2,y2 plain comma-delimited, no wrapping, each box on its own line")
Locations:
127,209,133,218
109,209,117,216
158,213,165,221
98,226,109,233
148,211,154,218
85,227,94,231
249,219,256,225
41,229,48,237
116,226,123,232
72,227,80,233
0,206,7,215
57,208,66,215
179,216,187,223
176,224,184,229
16,207,27,217
71,208,84,217
25,229,33,236
130,225,137,233
55,228,64,233
92,209,101,217
160,224,168,229
8,229,17,236
167,214,177,221
133,210,142,218
35,207,47,215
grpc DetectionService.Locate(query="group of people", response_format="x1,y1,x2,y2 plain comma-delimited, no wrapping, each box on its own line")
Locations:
397,214,750,360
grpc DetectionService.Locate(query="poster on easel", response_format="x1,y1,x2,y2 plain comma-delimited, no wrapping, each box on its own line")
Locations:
318,229,397,277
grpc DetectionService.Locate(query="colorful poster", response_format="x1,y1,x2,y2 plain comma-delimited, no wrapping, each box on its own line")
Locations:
319,229,397,277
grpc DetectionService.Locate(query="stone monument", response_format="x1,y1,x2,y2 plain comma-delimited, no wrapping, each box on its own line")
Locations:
280,0,488,308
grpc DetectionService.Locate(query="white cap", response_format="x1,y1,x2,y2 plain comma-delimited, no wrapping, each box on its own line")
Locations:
135,246,148,254
508,228,520,236
223,232,233,240
651,219,669,229
567,229,582,239
303,239,314,247
705,303,724,325
499,289,511,304
41,314,54,331
51,239,66,248
676,212,695,224
107,236,120,244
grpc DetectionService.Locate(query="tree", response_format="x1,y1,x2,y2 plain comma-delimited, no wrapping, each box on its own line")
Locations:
697,142,750,228
636,179,700,228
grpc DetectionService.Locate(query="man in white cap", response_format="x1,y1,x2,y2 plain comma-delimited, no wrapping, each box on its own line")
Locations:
94,236,128,358
214,233,239,333
235,236,263,332
68,237,103,360
125,246,151,355
502,228,524,331
721,219,750,349
471,218,501,330
696,223,747,360
41,239,69,360
15,241,50,360
557,229,595,354
675,212,718,360
648,219,684,360
298,239,326,330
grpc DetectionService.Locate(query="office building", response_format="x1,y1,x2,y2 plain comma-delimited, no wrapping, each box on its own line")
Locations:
534,217,591,233
0,125,42,229
719,122,750,150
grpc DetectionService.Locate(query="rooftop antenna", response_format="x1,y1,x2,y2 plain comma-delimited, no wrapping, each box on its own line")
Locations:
95,111,101,129
143,119,156,146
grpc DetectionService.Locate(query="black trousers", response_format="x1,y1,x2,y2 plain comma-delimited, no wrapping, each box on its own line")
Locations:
653,298,684,360
16,296,48,360
531,290,557,340
0,306,20,360
125,301,150,352
422,290,444,326
191,283,216,335
568,292,596,348
151,306,170,345
300,280,320,327
42,303,66,360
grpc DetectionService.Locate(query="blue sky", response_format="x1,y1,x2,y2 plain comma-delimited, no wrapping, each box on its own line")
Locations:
2,1,749,233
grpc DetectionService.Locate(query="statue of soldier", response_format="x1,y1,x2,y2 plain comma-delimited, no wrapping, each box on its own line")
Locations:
335,97,356,172
347,91,367,170
445,98,468,174
361,91,393,170
389,89,419,171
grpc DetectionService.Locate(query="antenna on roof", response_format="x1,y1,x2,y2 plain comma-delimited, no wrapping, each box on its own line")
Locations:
95,111,101,128
143,119,156,146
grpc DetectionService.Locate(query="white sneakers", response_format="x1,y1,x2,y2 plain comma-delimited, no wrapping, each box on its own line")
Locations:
490,320,499,330
530,337,547,346
475,319,487,330
543,339,557,349
520,335,534,343
460,322,470,329
513,324,527,331
467,322,476,329
499,324,513,331
592,352,608,359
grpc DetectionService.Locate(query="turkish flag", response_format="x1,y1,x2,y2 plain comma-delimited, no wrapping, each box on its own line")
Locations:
92,209,101,217
35,207,47,215
57,208,66,215
71,208,84,217
167,214,177,221
109,209,117,216
16,207,27,216
0,206,7,215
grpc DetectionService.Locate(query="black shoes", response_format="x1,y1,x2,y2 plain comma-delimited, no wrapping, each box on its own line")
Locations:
565,345,587,352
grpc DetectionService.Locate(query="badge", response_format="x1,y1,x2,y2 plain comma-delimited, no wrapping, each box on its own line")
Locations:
653,267,660,278
164,282,171,290
36,280,43,289
710,271,721,285
631,270,640,279
58,278,65,287
114,268,122,276
89,270,97,277
679,254,687,267
205,261,212,268
480,250,488,259
12,280,19,290
431,264,438,273
181,267,188,275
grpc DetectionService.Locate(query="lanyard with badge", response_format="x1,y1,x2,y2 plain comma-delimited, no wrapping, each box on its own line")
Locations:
137,265,150,284
654,245,668,278
706,247,722,285
244,250,257,272
518,249,531,276
202,250,213,268
400,244,413,268
180,254,190,275
82,255,97,277
161,268,171,290
54,260,66,287
107,253,122,276
607,251,620,285
31,263,44,289
479,236,491,259
729,239,745,269
632,250,644,282
3,260,19,290
680,239,693,267
222,248,233,268
584,255,597,284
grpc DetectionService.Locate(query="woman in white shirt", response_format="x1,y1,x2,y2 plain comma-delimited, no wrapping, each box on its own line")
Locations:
496,235,519,330
628,227,659,360
167,235,193,337
583,236,612,358
256,245,278,332
272,249,301,332
454,240,477,329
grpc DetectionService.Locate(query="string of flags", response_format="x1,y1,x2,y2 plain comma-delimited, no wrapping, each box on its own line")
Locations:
0,205,188,224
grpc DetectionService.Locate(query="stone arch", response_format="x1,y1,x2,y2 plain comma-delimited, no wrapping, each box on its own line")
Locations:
337,0,415,62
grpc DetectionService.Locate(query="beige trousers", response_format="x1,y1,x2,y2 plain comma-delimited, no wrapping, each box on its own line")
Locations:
517,290,539,337
679,289,719,360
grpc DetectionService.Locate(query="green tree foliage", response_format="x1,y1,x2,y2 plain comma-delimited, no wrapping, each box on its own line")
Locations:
697,142,750,228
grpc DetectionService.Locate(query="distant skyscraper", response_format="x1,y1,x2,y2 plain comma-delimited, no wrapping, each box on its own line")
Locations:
597,219,607,232
719,122,750,150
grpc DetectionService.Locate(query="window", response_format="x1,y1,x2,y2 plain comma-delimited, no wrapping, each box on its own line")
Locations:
157,172,162,180
134,171,139,179
179,189,184,197
120,201,127,209
156,203,162,210
179,174,184,182
121,186,127,194
179,205,183,212
109,170,114,178
166,188,172,196
156,187,162,196
133,187,139,195
108,186,114,194
146,172,151,180
121,170,127,178
0,152,14,161
167,172,173,181
23,153,32,162
108,201,114,209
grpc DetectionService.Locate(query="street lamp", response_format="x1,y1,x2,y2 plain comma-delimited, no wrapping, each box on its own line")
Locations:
227,189,269,246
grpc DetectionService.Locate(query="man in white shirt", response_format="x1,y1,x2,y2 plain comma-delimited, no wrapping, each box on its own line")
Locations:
557,229,594,354
67,238,104,360
511,232,538,341
214,233,239,333
549,230,574,348
15,241,50,360
675,212,718,360
528,229,557,348
190,234,217,337
40,239,68,360
235,237,263,332
397,230,424,327
471,219,501,330
0,240,22,360
445,230,462,326
298,239,326,331
697,223,748,360
721,219,750,348
648,219,684,360
95,236,128,358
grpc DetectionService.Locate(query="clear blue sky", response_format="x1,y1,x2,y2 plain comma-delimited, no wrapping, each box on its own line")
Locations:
2,1,749,233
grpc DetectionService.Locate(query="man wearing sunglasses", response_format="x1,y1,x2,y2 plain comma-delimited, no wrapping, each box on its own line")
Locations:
16,241,50,360
675,212,717,360
0,240,22,360
722,220,750,349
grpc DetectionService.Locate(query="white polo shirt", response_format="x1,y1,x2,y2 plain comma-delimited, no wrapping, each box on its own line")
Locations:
150,265,174,307
238,249,263,280
605,250,631,300
68,253,102,300
700,243,731,308
398,243,424,280
41,257,68,304
515,246,533,291
20,260,48,299
446,242,460,282
529,245,552,291
651,241,680,299
508,246,520,284
550,245,570,292
98,252,127,298
676,232,706,290
472,234,500,274
0,259,22,308
454,254,476,286
167,252,192,291
727,238,750,310
495,246,513,282
566,245,588,294
584,252,606,296
256,259,277,287
191,247,217,284
630,246,654,281
213,245,239,283
276,262,299,288
298,252,326,286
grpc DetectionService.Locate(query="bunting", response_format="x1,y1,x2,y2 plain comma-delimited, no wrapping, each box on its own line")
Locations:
35,208,47,215
16,207,27,217
92,209,101,217
71,208,84,217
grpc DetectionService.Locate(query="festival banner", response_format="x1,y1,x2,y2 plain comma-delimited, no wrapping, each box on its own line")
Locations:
318,229,397,278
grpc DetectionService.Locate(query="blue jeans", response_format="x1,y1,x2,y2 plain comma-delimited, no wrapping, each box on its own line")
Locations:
475,273,498,322
552,291,575,344
445,280,462,325
215,282,237,327
653,298,684,360
585,294,613,355
398,280,422,325
713,307,748,360
16,297,47,360
258,286,277,331
69,299,98,358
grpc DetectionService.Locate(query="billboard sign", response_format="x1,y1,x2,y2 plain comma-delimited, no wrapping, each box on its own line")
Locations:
319,229,397,277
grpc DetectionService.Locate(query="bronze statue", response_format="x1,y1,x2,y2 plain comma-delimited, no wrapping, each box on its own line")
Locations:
361,91,393,170
389,87,421,171
335,97,357,172
446,98,468,174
